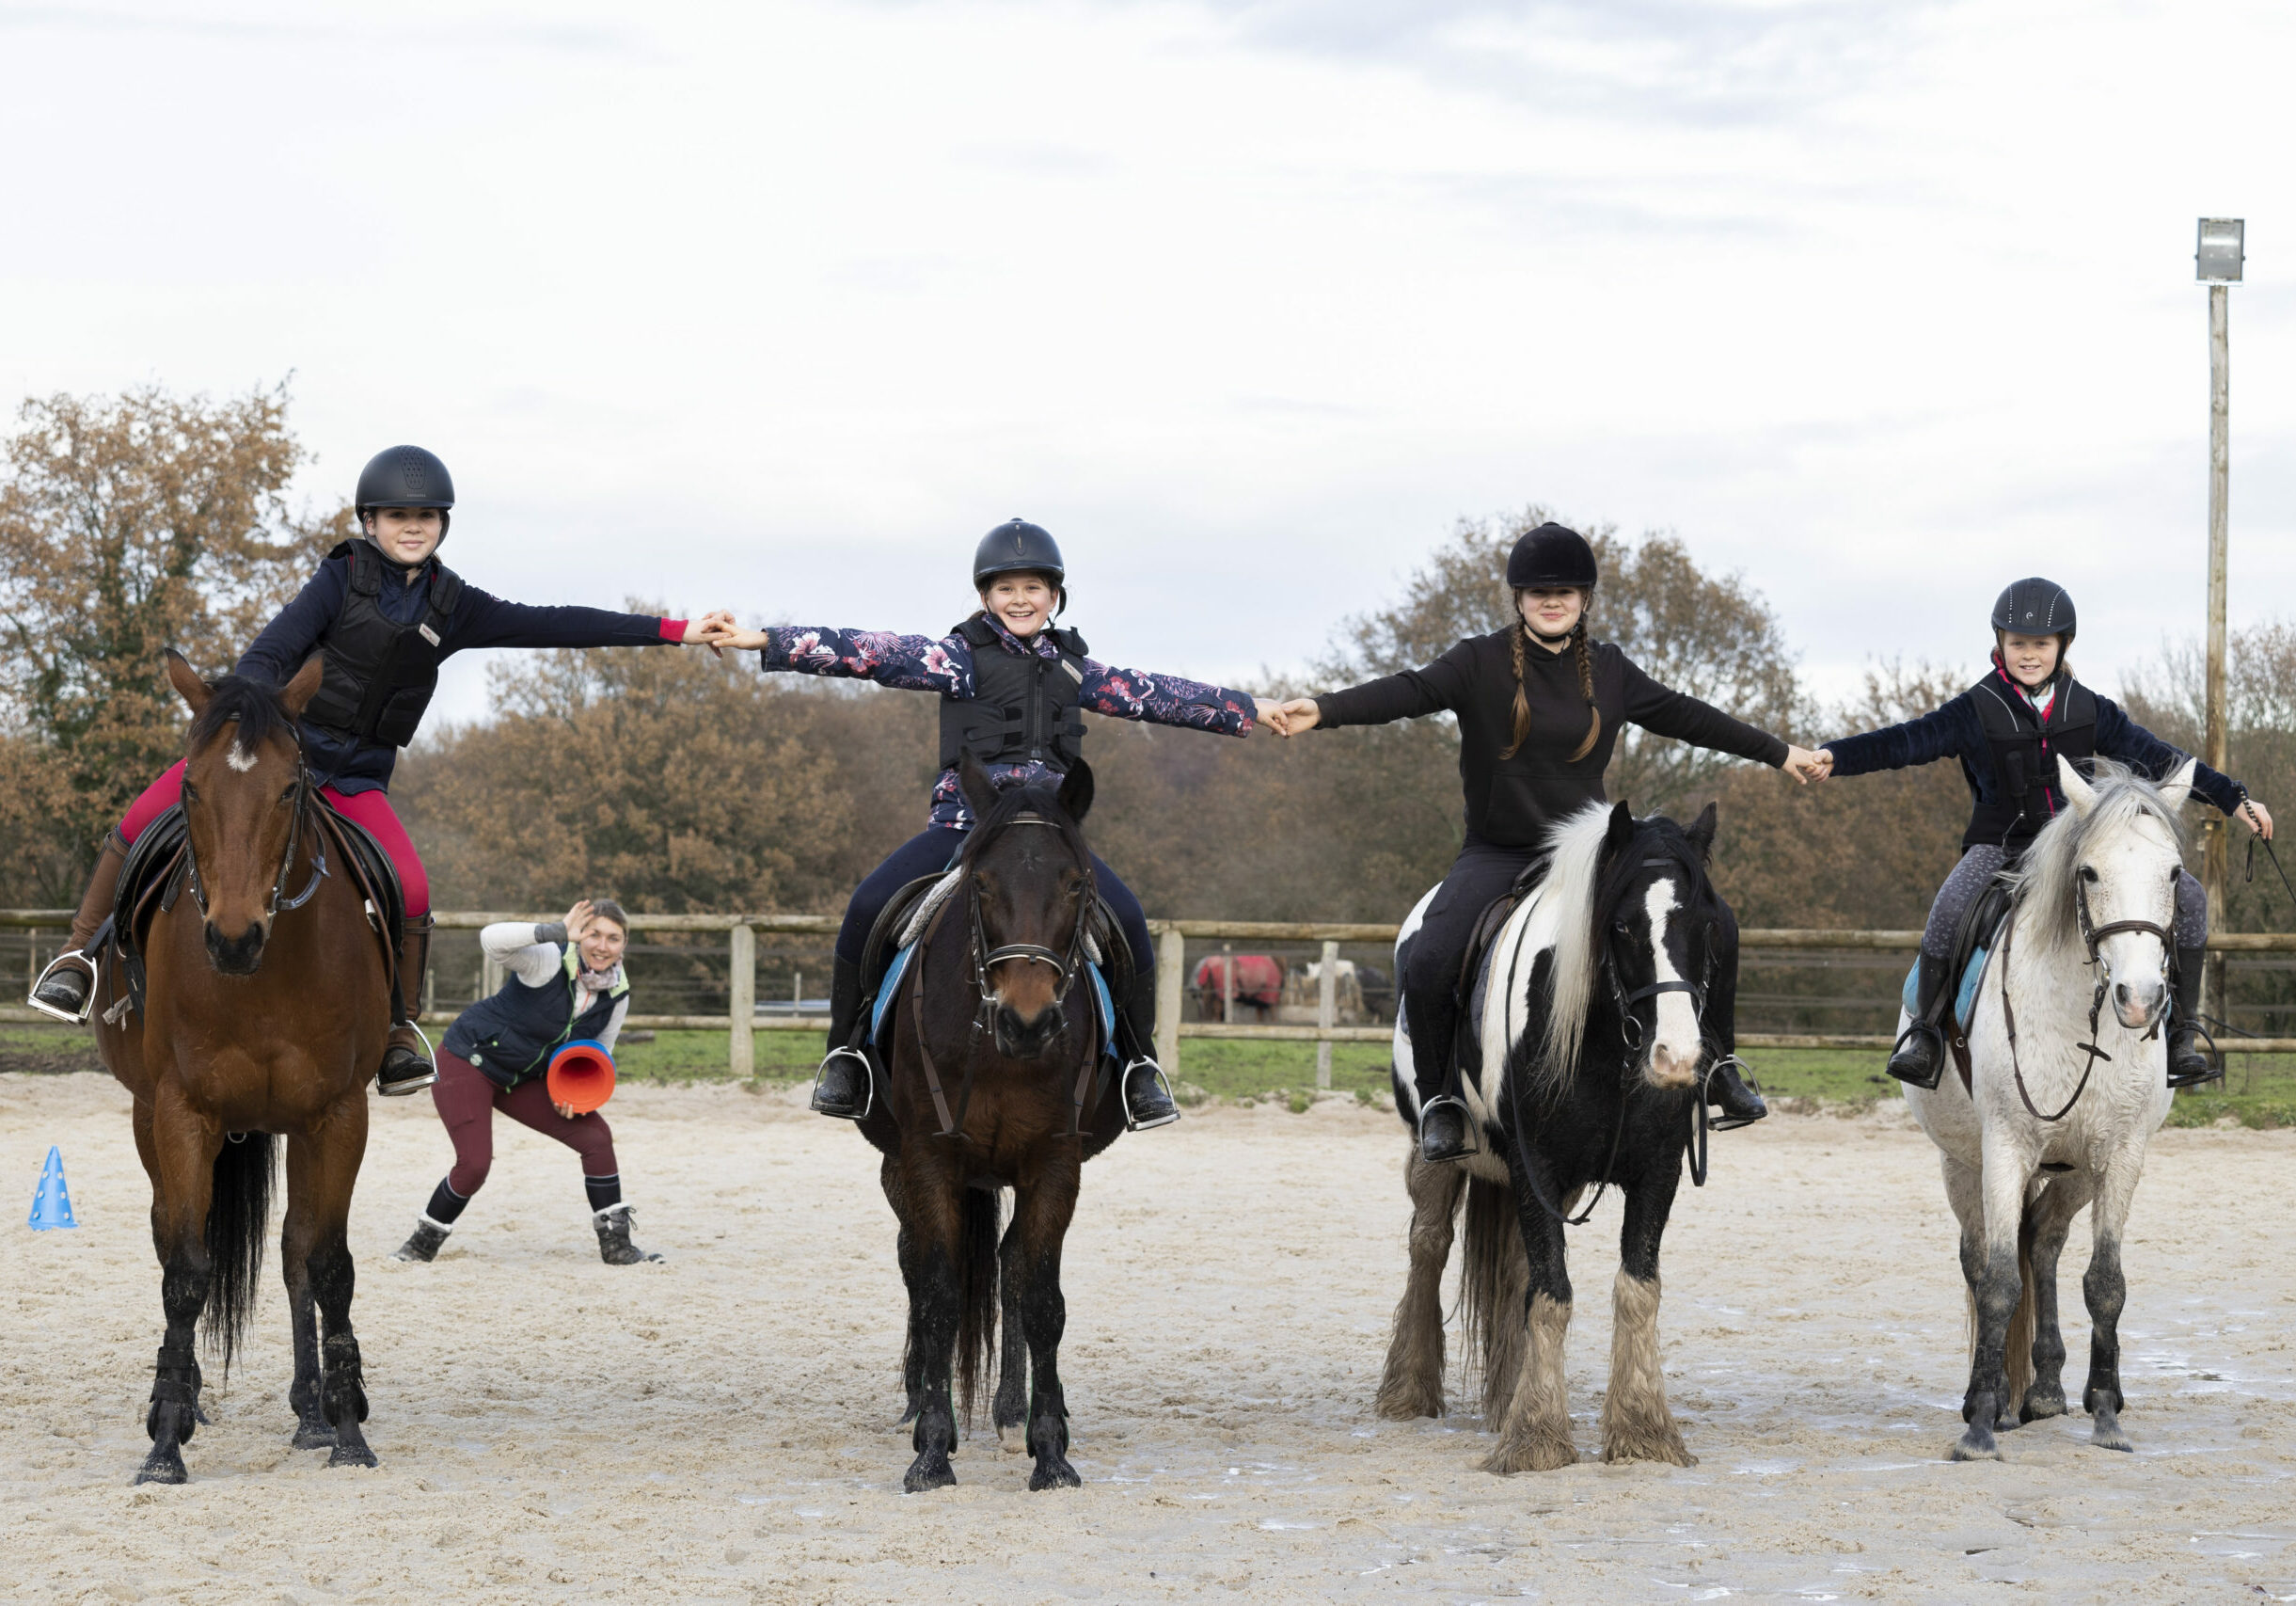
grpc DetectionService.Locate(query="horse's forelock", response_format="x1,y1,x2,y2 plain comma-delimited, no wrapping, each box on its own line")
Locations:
2011,759,2189,956
962,779,1090,875
186,675,293,768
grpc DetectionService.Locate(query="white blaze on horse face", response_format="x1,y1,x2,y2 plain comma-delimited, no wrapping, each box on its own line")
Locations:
1640,879,1702,1089
2092,832,2175,1031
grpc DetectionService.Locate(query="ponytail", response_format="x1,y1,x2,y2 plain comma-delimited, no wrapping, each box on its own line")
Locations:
1496,614,1603,763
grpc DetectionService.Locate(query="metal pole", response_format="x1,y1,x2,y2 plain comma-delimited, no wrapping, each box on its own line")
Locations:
1315,939,1338,1090
728,923,755,1079
2203,280,2231,1030
1154,924,1185,1077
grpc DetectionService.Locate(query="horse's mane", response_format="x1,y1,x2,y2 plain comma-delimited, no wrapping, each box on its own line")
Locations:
186,674,295,764
2009,758,2189,962
1531,805,1717,1087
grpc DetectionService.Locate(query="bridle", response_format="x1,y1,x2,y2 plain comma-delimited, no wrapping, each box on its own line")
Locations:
1997,868,2172,1122
184,726,328,923
909,813,1099,1141
1509,853,1743,1225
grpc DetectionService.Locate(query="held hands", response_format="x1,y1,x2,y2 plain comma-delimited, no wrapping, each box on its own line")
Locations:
683,611,738,657
698,618,769,652
1262,697,1321,739
2241,799,2276,840
1783,746,1833,785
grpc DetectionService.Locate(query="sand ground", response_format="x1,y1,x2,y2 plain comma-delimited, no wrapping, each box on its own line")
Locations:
3,1073,2292,1604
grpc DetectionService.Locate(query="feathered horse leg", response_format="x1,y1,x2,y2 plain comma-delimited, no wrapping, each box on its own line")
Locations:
1375,1144,1466,1422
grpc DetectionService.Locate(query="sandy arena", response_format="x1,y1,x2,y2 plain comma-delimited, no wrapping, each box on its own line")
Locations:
3,1073,2292,1604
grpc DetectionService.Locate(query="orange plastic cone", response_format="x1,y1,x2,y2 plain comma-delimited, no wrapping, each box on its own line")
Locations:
546,1041,616,1114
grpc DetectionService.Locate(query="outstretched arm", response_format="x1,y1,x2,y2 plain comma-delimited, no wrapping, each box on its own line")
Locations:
1619,658,1825,782
1080,660,1265,736
1816,693,1977,781
2097,698,2273,836
447,585,723,654
731,625,975,696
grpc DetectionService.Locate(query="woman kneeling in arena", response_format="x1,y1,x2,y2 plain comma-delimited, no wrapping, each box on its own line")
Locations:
394,899,662,1266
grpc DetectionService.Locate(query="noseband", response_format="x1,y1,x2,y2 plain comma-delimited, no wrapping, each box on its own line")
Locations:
908,812,1100,1141
185,729,327,923
1997,872,2172,1123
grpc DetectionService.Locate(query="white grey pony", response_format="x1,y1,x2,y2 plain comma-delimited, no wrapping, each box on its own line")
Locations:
1904,755,2194,1461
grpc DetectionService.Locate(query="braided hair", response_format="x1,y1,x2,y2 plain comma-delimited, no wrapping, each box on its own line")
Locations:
1497,598,1602,764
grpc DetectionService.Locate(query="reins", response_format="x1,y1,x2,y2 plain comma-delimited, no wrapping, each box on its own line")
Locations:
1997,873,2171,1123
1506,854,1727,1228
184,729,328,923
906,812,1100,1143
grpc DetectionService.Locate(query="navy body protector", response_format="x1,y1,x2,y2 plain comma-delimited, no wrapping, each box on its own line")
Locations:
1964,675,2097,851
303,540,467,750
938,615,1091,773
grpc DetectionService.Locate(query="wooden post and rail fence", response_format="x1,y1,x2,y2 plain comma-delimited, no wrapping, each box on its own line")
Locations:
8,909,2296,1082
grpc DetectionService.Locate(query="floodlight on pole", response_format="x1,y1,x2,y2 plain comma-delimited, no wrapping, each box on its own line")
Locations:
2196,217,2242,1050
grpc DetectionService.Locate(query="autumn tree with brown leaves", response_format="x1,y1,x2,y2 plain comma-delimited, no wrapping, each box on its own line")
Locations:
0,385,349,900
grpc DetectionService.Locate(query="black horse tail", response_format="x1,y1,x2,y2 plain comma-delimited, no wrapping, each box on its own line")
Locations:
955,1185,1002,1426
202,1132,277,1377
1459,1173,1528,1423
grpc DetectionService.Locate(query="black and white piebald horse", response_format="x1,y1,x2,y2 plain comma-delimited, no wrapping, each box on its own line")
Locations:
1905,755,2195,1461
1376,801,1738,1471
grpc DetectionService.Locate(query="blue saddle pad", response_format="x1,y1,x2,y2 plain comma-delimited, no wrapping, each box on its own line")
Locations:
1902,944,1993,1035
872,942,1117,1055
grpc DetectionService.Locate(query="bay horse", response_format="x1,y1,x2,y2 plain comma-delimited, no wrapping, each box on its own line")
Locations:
89,652,394,1484
1377,801,1737,1471
1904,755,2194,1461
858,755,1129,1493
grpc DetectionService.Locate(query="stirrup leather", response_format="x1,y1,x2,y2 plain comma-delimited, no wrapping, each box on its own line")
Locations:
811,1046,875,1119
27,949,99,1026
1120,1057,1180,1132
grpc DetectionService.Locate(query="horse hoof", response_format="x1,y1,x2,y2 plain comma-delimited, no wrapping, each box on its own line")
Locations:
1481,1435,1577,1475
292,1422,337,1450
2090,1407,2133,1453
133,1455,186,1487
326,1442,379,1469
1029,1455,1083,1490
2019,1391,2067,1423
902,1455,957,1493
1374,1385,1445,1423
1949,1429,2002,1463
996,1421,1027,1456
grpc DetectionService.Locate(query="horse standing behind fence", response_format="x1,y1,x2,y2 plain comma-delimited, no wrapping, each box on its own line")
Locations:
857,756,1129,1493
1905,755,2194,1461
1376,801,1737,1471
90,654,395,1484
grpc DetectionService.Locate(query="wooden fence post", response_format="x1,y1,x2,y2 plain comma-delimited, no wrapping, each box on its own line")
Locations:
728,923,755,1079
1154,922,1184,1079
1315,938,1338,1090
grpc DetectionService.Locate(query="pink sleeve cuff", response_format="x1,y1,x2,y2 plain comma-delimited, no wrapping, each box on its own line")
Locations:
657,618,687,643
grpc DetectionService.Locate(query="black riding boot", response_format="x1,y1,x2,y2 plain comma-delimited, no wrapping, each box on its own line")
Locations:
1888,951,1950,1089
376,915,436,1096
594,1204,664,1264
811,955,873,1120
2165,946,2219,1089
1117,972,1180,1131
28,831,129,1024
1705,1060,1767,1126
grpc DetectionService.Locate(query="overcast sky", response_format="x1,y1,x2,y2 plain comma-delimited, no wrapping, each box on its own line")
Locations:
5,0,2291,729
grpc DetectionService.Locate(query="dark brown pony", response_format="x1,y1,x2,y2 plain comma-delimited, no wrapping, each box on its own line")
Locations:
858,755,1128,1493
90,652,393,1484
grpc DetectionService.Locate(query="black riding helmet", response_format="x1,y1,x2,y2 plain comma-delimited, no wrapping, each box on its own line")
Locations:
356,446,456,544
973,517,1067,608
1506,522,1599,591
1991,577,2076,652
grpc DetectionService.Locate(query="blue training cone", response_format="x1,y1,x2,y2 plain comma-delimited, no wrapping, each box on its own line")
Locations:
28,1145,75,1231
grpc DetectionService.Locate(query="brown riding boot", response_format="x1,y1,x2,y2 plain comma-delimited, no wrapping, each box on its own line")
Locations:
28,831,132,1024
376,914,436,1096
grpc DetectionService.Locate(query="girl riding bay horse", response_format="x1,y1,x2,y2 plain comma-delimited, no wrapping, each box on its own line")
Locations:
1275,522,1827,1165
709,517,1282,1134
29,445,732,1093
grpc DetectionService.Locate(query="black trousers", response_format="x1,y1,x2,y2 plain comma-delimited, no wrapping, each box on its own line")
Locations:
1402,836,1546,1110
